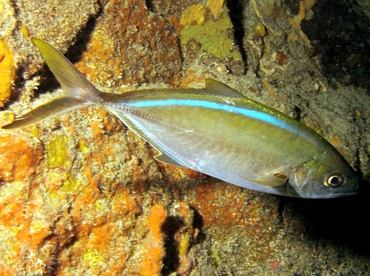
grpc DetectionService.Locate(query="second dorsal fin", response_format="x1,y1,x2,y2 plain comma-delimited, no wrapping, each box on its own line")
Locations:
205,79,245,98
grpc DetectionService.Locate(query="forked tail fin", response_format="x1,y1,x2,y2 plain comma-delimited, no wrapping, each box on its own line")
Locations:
3,39,100,129
31,38,100,101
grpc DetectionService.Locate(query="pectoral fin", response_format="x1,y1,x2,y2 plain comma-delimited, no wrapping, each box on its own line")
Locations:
154,153,185,168
240,172,288,187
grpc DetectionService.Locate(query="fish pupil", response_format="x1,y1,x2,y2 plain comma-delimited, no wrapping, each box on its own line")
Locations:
330,177,339,185
325,173,343,188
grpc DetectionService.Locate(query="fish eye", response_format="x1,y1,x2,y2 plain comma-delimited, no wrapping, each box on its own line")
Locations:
324,173,344,188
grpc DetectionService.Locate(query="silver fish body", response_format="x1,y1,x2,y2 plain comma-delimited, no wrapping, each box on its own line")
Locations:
102,87,358,198
3,39,359,198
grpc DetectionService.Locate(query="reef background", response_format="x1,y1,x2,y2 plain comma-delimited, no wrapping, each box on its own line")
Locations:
0,0,369,275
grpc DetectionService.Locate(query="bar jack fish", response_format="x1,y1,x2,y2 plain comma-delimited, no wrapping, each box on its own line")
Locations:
3,39,359,198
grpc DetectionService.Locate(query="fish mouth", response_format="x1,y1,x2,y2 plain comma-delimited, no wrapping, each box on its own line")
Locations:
279,180,360,199
310,186,359,199
329,191,358,198
333,179,361,198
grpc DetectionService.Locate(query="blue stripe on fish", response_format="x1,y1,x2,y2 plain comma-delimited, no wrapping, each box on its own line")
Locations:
126,99,296,133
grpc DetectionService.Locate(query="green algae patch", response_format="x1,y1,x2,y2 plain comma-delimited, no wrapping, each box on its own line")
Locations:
82,249,105,269
79,140,89,154
211,245,222,266
180,13,242,61
62,173,82,193
45,133,70,168
180,4,206,26
28,125,39,138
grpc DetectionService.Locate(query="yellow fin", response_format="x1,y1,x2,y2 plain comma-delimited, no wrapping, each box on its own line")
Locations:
154,153,185,168
2,97,87,129
32,38,100,101
205,79,245,98
239,172,288,187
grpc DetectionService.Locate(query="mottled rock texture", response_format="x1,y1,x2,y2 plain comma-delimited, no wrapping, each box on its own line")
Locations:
0,0,369,275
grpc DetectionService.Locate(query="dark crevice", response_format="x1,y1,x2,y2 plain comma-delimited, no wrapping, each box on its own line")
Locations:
283,0,301,15
277,197,286,225
285,186,370,257
191,207,206,244
65,15,99,64
293,106,302,121
301,0,370,91
144,0,154,12
226,0,248,66
161,208,205,275
161,216,183,275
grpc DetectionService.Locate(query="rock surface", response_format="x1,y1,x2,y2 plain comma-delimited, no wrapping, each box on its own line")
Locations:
0,0,369,275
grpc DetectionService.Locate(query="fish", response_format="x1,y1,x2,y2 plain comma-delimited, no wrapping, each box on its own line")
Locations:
3,38,359,198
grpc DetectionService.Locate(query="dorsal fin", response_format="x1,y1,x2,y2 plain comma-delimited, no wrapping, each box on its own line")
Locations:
205,79,245,98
